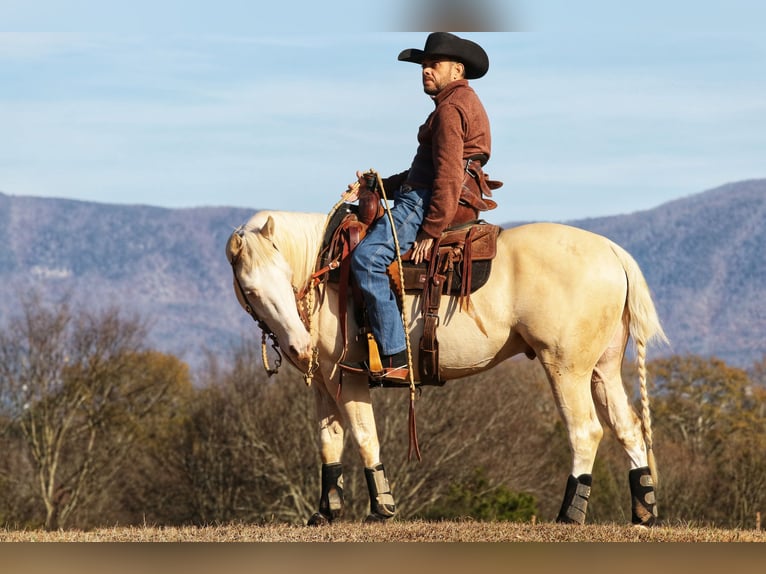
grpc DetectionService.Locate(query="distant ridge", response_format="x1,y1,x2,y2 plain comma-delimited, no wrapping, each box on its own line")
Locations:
0,192,254,370
0,179,763,370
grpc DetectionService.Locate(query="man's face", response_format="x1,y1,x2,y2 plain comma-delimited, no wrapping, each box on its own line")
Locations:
421,58,463,96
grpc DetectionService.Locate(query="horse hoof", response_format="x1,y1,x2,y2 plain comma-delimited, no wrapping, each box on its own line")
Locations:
307,512,331,526
632,516,658,528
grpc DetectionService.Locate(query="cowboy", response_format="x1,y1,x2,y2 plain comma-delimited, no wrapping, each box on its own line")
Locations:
342,32,496,381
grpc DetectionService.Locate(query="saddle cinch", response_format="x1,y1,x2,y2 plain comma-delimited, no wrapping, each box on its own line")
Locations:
317,203,501,387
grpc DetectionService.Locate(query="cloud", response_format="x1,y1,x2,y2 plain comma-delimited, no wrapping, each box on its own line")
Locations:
0,32,93,60
1,24,763,223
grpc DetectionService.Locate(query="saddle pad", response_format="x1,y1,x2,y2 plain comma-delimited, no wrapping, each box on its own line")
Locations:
398,259,493,294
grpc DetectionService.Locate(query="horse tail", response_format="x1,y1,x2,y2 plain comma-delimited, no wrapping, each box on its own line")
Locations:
609,241,669,485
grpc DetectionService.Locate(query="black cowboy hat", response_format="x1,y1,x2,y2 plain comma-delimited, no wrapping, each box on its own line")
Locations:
398,32,489,79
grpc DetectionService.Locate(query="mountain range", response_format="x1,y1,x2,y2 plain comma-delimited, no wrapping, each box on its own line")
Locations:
0,179,763,371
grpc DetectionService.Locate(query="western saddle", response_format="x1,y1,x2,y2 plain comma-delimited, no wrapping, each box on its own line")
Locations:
315,202,500,387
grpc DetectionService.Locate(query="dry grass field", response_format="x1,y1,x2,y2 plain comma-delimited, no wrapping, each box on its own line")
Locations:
2,521,764,574
2,520,765,542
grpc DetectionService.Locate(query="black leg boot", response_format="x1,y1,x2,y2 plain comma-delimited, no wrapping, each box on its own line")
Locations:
629,466,658,526
556,474,592,524
307,462,344,526
363,463,396,523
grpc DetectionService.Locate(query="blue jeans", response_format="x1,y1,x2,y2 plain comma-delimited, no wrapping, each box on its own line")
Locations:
350,187,430,356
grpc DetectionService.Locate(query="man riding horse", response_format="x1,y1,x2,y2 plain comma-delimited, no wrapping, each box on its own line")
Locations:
340,32,501,382
226,33,664,528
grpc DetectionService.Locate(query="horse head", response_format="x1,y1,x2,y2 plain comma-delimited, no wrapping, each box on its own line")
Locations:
226,215,313,364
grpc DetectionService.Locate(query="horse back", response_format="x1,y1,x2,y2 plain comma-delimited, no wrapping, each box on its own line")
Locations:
467,223,631,362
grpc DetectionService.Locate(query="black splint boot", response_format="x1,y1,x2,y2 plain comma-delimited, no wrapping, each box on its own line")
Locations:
556,474,592,524
363,463,396,522
629,466,658,526
307,463,344,526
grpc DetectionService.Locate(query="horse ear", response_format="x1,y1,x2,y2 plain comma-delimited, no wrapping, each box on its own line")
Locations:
226,231,244,263
261,216,276,241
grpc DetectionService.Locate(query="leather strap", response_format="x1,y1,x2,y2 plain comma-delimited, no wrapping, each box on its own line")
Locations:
418,238,447,386
335,217,365,366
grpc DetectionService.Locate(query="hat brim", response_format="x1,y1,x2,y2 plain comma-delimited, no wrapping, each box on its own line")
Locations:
397,46,488,79
397,48,426,65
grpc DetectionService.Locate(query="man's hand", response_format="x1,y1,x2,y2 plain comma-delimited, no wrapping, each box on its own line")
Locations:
342,170,367,202
411,234,434,265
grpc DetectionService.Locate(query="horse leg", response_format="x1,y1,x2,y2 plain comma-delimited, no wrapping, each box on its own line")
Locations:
591,323,658,526
307,381,347,526
337,373,396,522
362,464,396,522
541,359,603,524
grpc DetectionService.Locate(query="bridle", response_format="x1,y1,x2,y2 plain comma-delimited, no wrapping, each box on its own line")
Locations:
229,230,320,383
229,254,283,377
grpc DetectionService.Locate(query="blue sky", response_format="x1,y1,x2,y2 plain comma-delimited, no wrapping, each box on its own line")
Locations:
1,1,764,223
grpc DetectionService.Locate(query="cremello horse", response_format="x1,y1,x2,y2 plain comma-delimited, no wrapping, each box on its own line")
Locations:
226,209,668,526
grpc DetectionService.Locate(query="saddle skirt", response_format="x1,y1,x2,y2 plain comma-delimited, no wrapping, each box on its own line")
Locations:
389,220,499,299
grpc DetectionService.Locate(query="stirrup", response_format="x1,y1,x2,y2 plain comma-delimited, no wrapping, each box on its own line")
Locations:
338,360,409,381
370,365,409,381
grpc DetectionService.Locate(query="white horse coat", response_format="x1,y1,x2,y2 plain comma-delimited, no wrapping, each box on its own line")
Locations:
226,210,667,524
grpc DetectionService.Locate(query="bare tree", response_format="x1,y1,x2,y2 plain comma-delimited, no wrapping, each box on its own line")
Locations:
0,294,178,530
152,343,320,525
650,355,766,527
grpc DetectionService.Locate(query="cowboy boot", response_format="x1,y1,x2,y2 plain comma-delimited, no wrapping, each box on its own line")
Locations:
340,349,409,382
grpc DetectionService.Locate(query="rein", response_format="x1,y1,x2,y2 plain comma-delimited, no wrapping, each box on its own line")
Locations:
373,171,422,462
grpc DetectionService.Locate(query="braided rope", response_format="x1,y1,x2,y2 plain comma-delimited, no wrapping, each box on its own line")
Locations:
300,173,422,459
301,284,319,386
374,171,421,461
374,172,416,388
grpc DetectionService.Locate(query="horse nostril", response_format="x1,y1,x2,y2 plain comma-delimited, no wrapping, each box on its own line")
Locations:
289,345,300,356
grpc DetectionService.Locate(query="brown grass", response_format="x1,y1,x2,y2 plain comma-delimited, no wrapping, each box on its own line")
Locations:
3,522,764,574
2,520,765,542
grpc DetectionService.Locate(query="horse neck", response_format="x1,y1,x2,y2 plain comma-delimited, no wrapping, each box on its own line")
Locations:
272,213,325,289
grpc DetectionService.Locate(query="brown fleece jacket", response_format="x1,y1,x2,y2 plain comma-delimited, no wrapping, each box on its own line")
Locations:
383,79,492,238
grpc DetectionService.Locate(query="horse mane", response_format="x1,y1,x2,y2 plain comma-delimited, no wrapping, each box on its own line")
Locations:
236,210,326,288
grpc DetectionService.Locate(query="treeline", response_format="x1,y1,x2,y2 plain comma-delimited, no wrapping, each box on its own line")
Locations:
0,296,764,530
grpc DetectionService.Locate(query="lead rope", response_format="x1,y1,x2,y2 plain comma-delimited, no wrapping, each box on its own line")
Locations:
301,285,319,387
374,171,422,462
